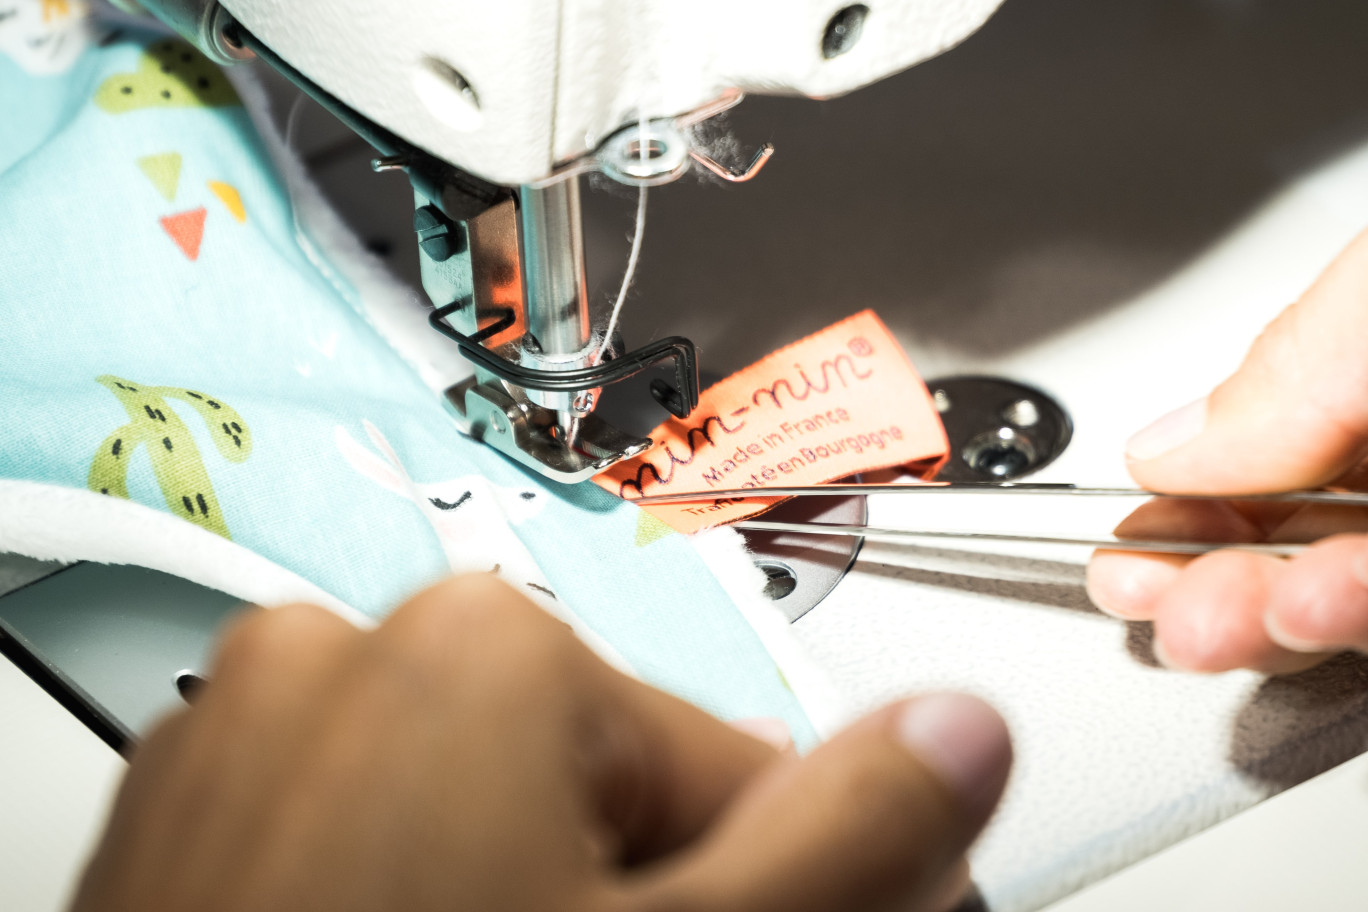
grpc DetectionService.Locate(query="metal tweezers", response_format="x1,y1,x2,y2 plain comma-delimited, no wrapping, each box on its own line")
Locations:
632,483,1368,556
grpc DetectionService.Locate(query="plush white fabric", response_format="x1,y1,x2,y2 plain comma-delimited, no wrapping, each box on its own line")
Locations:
0,479,367,625
692,526,849,739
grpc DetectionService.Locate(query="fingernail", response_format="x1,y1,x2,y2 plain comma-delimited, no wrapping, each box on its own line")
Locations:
1264,609,1331,653
729,716,792,751
1150,637,1179,669
1126,398,1207,462
895,694,1011,819
1352,550,1368,595
1152,632,1214,672
1086,556,1177,620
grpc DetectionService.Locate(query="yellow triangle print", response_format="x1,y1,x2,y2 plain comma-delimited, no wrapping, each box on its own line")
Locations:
634,509,675,548
208,180,246,222
137,152,182,201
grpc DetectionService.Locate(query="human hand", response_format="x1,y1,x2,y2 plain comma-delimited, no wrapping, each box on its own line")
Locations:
71,574,1011,912
1087,229,1368,673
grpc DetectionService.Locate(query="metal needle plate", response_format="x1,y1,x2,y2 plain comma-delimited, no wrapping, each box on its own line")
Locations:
739,489,865,623
927,375,1072,482
0,556,250,749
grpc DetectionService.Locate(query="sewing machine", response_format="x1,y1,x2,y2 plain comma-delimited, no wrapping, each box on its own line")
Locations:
11,2,1368,910
107,0,1006,481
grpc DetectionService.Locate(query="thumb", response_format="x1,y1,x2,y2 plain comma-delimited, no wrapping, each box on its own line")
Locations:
632,694,1011,912
1126,228,1368,494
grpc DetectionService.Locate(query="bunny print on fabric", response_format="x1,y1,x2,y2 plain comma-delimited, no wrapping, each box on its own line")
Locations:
335,419,632,672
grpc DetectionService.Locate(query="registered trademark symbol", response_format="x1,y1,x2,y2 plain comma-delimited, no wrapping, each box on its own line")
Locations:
848,337,873,357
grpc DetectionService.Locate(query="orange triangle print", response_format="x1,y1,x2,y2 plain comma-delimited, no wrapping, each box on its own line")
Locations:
160,207,207,261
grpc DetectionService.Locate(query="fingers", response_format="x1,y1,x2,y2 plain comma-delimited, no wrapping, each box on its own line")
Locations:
1126,227,1368,494
1136,548,1340,673
76,577,1010,912
75,603,365,910
1101,228,1368,675
728,717,794,752
1086,551,1189,620
187,602,362,813
925,859,973,912
579,662,791,865
202,601,361,733
1267,534,1368,652
1147,550,1312,673
378,575,786,866
1086,497,1265,620
633,694,1011,912
1087,500,1368,671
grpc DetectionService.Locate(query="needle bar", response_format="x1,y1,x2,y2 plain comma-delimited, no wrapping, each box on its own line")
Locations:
732,520,1308,557
633,484,1368,507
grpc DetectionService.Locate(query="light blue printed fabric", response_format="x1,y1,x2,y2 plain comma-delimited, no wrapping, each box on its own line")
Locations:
0,10,815,743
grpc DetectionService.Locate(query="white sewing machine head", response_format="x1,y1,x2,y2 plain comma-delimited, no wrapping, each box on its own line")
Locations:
116,0,1004,481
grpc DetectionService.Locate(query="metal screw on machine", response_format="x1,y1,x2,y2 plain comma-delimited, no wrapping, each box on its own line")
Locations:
756,561,799,600
174,669,206,703
927,376,1073,482
370,154,408,173
413,205,466,262
822,5,871,59
741,483,868,623
592,115,775,188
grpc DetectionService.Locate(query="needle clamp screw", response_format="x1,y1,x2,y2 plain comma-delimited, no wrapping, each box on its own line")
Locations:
413,205,466,262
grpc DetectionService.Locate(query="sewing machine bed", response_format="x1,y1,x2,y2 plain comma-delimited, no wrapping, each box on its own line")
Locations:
590,3,1368,905
573,1,1368,904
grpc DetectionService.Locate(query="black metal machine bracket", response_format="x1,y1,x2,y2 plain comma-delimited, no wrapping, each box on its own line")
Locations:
429,300,700,419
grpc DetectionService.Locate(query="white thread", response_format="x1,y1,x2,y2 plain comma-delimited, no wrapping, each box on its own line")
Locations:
594,111,651,364
596,184,647,363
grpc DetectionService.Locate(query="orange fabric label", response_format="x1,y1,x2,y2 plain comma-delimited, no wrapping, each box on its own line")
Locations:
594,310,948,532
